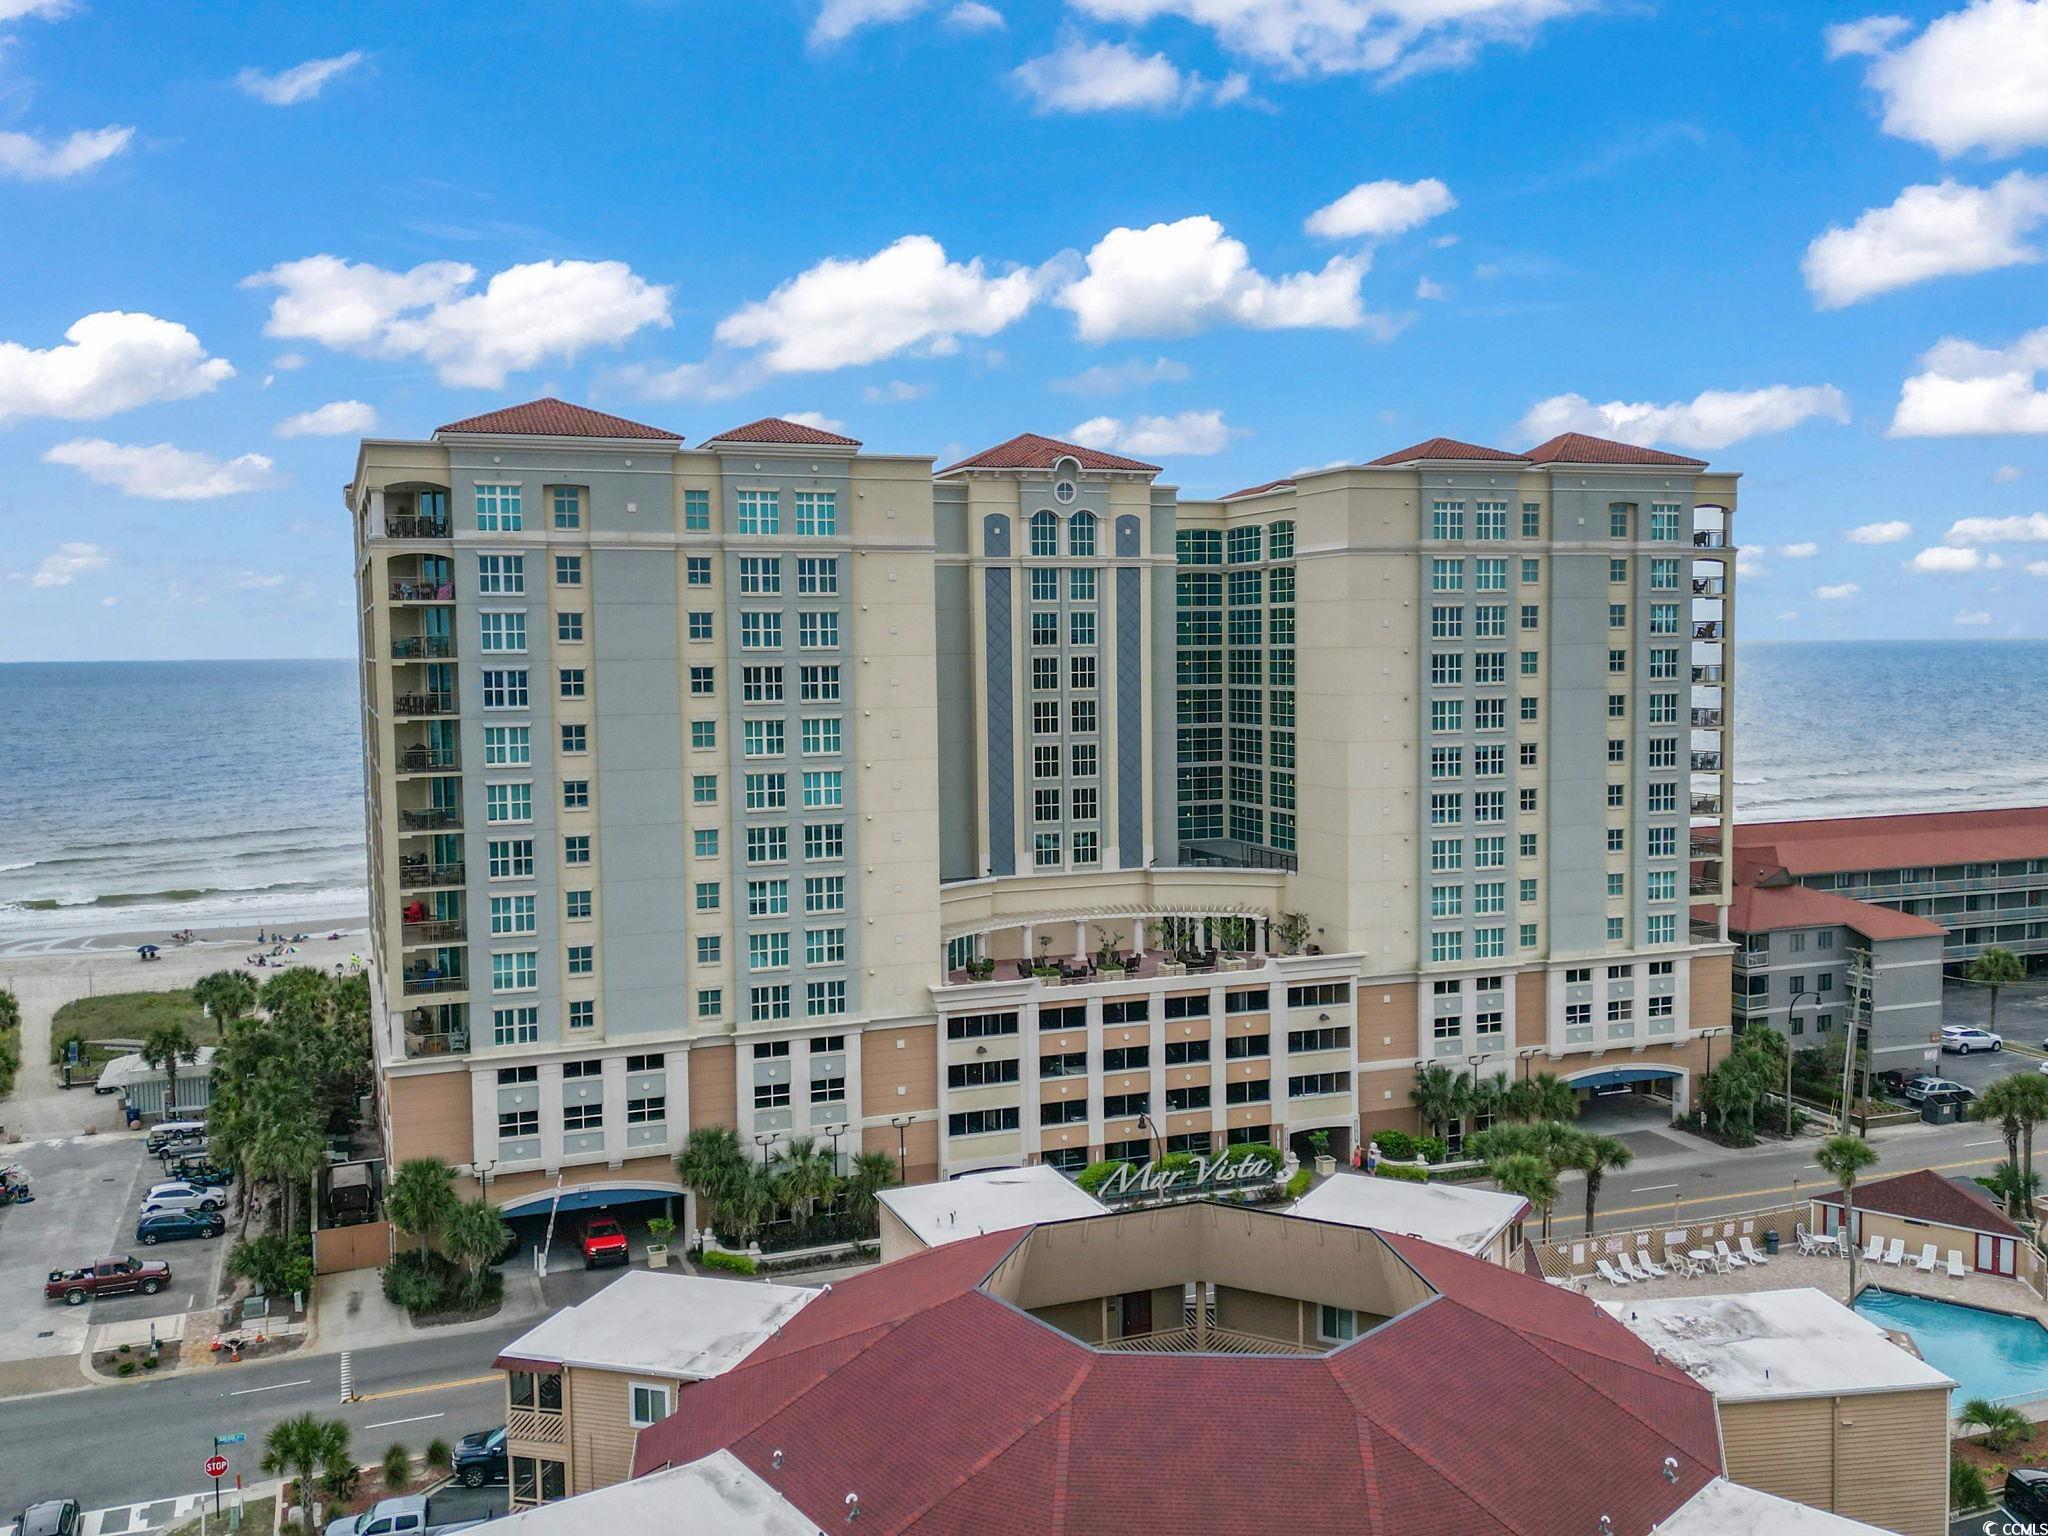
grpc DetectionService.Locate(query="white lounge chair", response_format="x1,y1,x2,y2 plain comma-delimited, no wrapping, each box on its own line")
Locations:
1634,1248,1668,1278
1863,1234,1885,1264
1714,1239,1747,1269
1739,1236,1771,1266
1617,1251,1652,1282
1794,1223,1816,1255
1915,1243,1939,1273
1883,1238,1906,1266
1830,1230,1851,1259
1947,1250,1966,1278
1595,1258,1631,1287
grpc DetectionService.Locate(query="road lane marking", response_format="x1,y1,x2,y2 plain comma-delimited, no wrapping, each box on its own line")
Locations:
1967,1139,2005,1147
353,1373,497,1403
1584,1152,2004,1224
365,1411,444,1429
229,1377,312,1395
1631,1184,1678,1193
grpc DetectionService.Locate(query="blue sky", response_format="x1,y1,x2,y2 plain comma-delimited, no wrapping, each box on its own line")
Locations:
4,0,2048,659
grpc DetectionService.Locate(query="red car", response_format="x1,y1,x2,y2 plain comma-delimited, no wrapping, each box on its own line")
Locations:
45,1255,171,1306
579,1217,629,1269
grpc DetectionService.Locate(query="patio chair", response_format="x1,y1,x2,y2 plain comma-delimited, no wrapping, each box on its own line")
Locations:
1713,1239,1747,1270
1882,1238,1906,1266
1915,1243,1938,1272
1862,1234,1885,1264
1634,1247,1668,1278
1947,1250,1966,1278
1793,1223,1813,1255
1594,1258,1631,1287
1616,1251,1651,1282
1738,1236,1771,1266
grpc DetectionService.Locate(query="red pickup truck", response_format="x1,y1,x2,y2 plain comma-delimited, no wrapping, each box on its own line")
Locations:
579,1218,630,1269
46,1255,171,1306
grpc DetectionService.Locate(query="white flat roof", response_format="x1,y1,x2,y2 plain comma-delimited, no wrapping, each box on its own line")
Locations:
482,1450,814,1536
878,1164,1105,1247
499,1269,816,1381
1653,1476,1891,1533
96,1048,216,1090
1287,1171,1527,1255
1601,1287,1954,1401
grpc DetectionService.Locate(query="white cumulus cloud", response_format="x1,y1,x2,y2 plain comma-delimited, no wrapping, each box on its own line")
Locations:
1837,0,2048,156
1305,178,1456,240
1804,173,2048,308
1954,607,1994,624
713,235,1039,373
1944,510,2048,542
237,51,365,105
783,410,849,434
1815,582,1862,599
0,125,133,180
1777,542,1819,558
947,1,1005,26
1013,39,1223,113
2028,559,2048,574
1058,215,1374,341
1891,325,2048,435
810,0,927,44
1849,520,1914,543
43,439,281,500
1048,356,1191,395
276,399,377,437
30,541,109,588
1068,409,1240,456
862,379,928,403
1995,463,2024,482
1825,14,1911,57
244,255,671,389
0,311,233,424
1908,544,1989,571
1513,385,1850,451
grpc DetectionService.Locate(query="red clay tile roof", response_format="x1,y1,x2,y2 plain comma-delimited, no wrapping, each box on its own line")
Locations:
1704,881,1946,943
702,417,862,448
938,432,1160,475
434,398,681,441
1521,432,1707,467
1735,806,2048,875
1220,477,1295,499
633,1220,1722,1534
1812,1168,2022,1239
1369,436,1526,466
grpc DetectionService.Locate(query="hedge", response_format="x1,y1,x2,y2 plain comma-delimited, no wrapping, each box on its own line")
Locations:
1284,1169,1311,1200
702,1249,758,1276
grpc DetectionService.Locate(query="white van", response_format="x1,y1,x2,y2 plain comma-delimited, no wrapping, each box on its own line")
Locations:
146,1119,208,1153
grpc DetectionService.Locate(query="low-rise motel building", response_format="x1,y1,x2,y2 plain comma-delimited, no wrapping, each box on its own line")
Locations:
348,402,1744,1222
1810,1166,2031,1280
479,1195,1921,1535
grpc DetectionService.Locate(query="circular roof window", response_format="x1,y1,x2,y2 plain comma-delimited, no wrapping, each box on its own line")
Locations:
1054,480,1077,504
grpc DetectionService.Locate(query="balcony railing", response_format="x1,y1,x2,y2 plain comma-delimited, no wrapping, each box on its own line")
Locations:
394,693,457,717
391,636,454,660
1693,531,1727,549
1690,708,1723,728
1691,795,1723,816
1098,1325,1316,1357
402,918,466,944
1690,877,1722,896
1176,844,1299,872
398,861,464,889
400,808,461,832
398,746,459,773
403,1027,469,1058
401,971,467,996
1691,664,1725,685
1690,751,1723,772
1690,838,1724,860
1690,578,1726,596
1692,621,1722,641
390,580,455,602
507,1409,565,1446
385,515,450,540
1691,918,1724,942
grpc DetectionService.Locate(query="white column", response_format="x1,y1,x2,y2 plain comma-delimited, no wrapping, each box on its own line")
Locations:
1074,921,1087,962
599,1055,628,1169
538,1059,566,1174
1132,918,1146,962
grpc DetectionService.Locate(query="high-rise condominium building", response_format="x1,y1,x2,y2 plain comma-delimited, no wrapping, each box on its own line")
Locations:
348,403,1738,1216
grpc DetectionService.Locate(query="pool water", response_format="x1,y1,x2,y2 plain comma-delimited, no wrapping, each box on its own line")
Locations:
1854,1288,2048,1406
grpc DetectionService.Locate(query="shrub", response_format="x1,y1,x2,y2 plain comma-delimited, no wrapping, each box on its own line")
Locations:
117,1361,136,1376
702,1248,758,1276
1227,1143,1282,1172
1285,1169,1311,1200
1156,1152,1199,1177
1413,1135,1447,1164
1960,1398,2035,1453
424,1438,452,1474
382,1443,413,1490
380,1257,444,1313
1369,1130,1416,1161
142,1357,159,1370
1952,1457,1990,1512
1076,1160,1130,1196
647,1216,677,1249
1378,1163,1431,1183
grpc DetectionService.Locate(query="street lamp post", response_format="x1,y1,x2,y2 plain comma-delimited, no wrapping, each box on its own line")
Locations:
824,1123,847,1174
1785,991,1818,1141
473,1158,497,1204
754,1133,776,1164
889,1114,913,1182
1696,1028,1728,1123
1517,1046,1543,1082
1136,1112,1164,1167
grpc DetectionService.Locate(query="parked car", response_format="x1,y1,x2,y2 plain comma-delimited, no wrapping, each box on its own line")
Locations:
325,1494,426,1536
144,1179,225,1208
1873,1068,1915,1096
144,1119,208,1154
11,1501,81,1536
1941,1025,2004,1054
2007,1467,2048,1521
1903,1075,1976,1105
451,1425,508,1487
580,1216,630,1269
163,1157,233,1186
43,1256,170,1305
137,1210,225,1244
139,1186,223,1216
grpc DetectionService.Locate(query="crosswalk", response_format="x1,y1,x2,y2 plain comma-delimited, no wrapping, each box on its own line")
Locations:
2,1492,218,1536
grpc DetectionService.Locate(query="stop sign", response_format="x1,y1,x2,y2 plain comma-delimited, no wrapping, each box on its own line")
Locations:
205,1455,229,1480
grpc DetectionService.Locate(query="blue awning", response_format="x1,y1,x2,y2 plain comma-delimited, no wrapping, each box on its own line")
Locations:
1569,1067,1681,1090
497,1184,680,1218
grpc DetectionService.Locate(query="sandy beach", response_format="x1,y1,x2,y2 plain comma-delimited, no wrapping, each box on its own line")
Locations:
0,912,369,1141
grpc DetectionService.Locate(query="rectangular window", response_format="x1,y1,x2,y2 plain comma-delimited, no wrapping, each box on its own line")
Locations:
803,823,845,861
737,489,779,535
487,839,533,878
561,779,589,810
686,556,712,587
485,782,533,823
475,483,522,531
566,944,593,975
1431,558,1465,592
1430,502,1465,541
490,951,538,993
796,556,838,595
740,611,782,649
477,554,524,594
557,668,584,701
795,491,836,537
738,556,782,595
554,554,581,587
560,723,587,755
483,725,530,766
684,488,710,530
798,611,840,649
481,669,529,709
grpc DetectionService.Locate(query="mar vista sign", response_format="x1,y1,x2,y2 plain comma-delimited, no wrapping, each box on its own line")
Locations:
1097,1152,1279,1202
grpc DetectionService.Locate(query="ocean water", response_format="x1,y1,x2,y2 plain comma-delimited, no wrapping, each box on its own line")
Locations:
0,643,2043,939
0,660,366,939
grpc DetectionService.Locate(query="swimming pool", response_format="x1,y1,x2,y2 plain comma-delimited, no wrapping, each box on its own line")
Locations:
1854,1288,2048,1406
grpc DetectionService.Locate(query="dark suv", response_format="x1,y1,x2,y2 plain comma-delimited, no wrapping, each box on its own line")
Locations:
452,1425,507,1487
137,1210,226,1244
2007,1467,2048,1520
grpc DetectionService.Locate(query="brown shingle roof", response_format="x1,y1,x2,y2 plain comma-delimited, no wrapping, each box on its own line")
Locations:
1704,881,1946,943
434,397,681,441
1369,436,1526,466
1522,432,1707,467
1735,806,2048,875
1219,477,1295,500
702,416,861,448
938,432,1160,475
1813,1169,2022,1240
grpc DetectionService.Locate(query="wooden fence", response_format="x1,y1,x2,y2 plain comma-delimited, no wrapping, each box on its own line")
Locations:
314,1219,394,1275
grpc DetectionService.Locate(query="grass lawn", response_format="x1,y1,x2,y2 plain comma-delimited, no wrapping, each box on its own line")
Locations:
48,988,215,1064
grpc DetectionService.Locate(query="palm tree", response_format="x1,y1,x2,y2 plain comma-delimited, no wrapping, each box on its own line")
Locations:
141,1022,196,1117
1505,1072,1578,1124
1815,1133,1879,1303
1564,1132,1633,1236
1409,1064,1476,1147
386,1158,458,1261
771,1137,840,1228
677,1126,748,1234
1492,1152,1561,1240
440,1198,510,1304
251,1078,325,1236
1969,946,2028,1035
2012,1073,2048,1219
1974,1078,2026,1215
262,1413,349,1523
842,1150,898,1231
192,970,257,1028
1959,1397,2035,1453
721,1161,778,1249
258,966,333,1028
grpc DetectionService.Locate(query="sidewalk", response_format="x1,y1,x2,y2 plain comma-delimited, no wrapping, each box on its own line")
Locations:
309,1263,548,1356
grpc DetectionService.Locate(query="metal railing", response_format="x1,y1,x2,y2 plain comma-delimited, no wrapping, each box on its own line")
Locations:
389,581,454,602
1690,751,1723,771
1690,878,1722,896
398,862,465,889
1692,621,1722,640
384,515,450,540
401,972,467,996
394,693,457,717
398,747,459,773
1692,531,1727,549
391,636,454,660
403,1028,469,1059
1690,708,1723,728
1691,664,1725,684
399,808,460,832
402,919,466,944
1098,1325,1315,1357
1691,578,1726,596
1691,795,1723,815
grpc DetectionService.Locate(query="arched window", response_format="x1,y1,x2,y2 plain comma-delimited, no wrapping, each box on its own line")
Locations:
1029,510,1059,558
1068,510,1097,557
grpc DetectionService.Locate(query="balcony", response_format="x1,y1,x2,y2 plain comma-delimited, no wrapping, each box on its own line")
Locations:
390,579,455,603
400,807,461,832
401,1003,468,1059
402,918,467,945
1690,707,1723,729
1692,531,1727,549
1098,1325,1316,1357
1692,621,1722,641
1690,751,1723,772
385,513,450,540
1690,836,1724,860
394,692,457,718
1691,664,1725,685
401,967,467,997
1690,794,1723,816
1690,577,1726,596
398,860,464,889
1691,917,1725,942
507,1410,564,1447
1690,876,1722,896
1732,994,1769,1018
391,635,454,660
398,745,459,774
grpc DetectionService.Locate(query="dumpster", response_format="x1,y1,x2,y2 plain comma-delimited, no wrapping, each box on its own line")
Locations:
1921,1097,1957,1126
